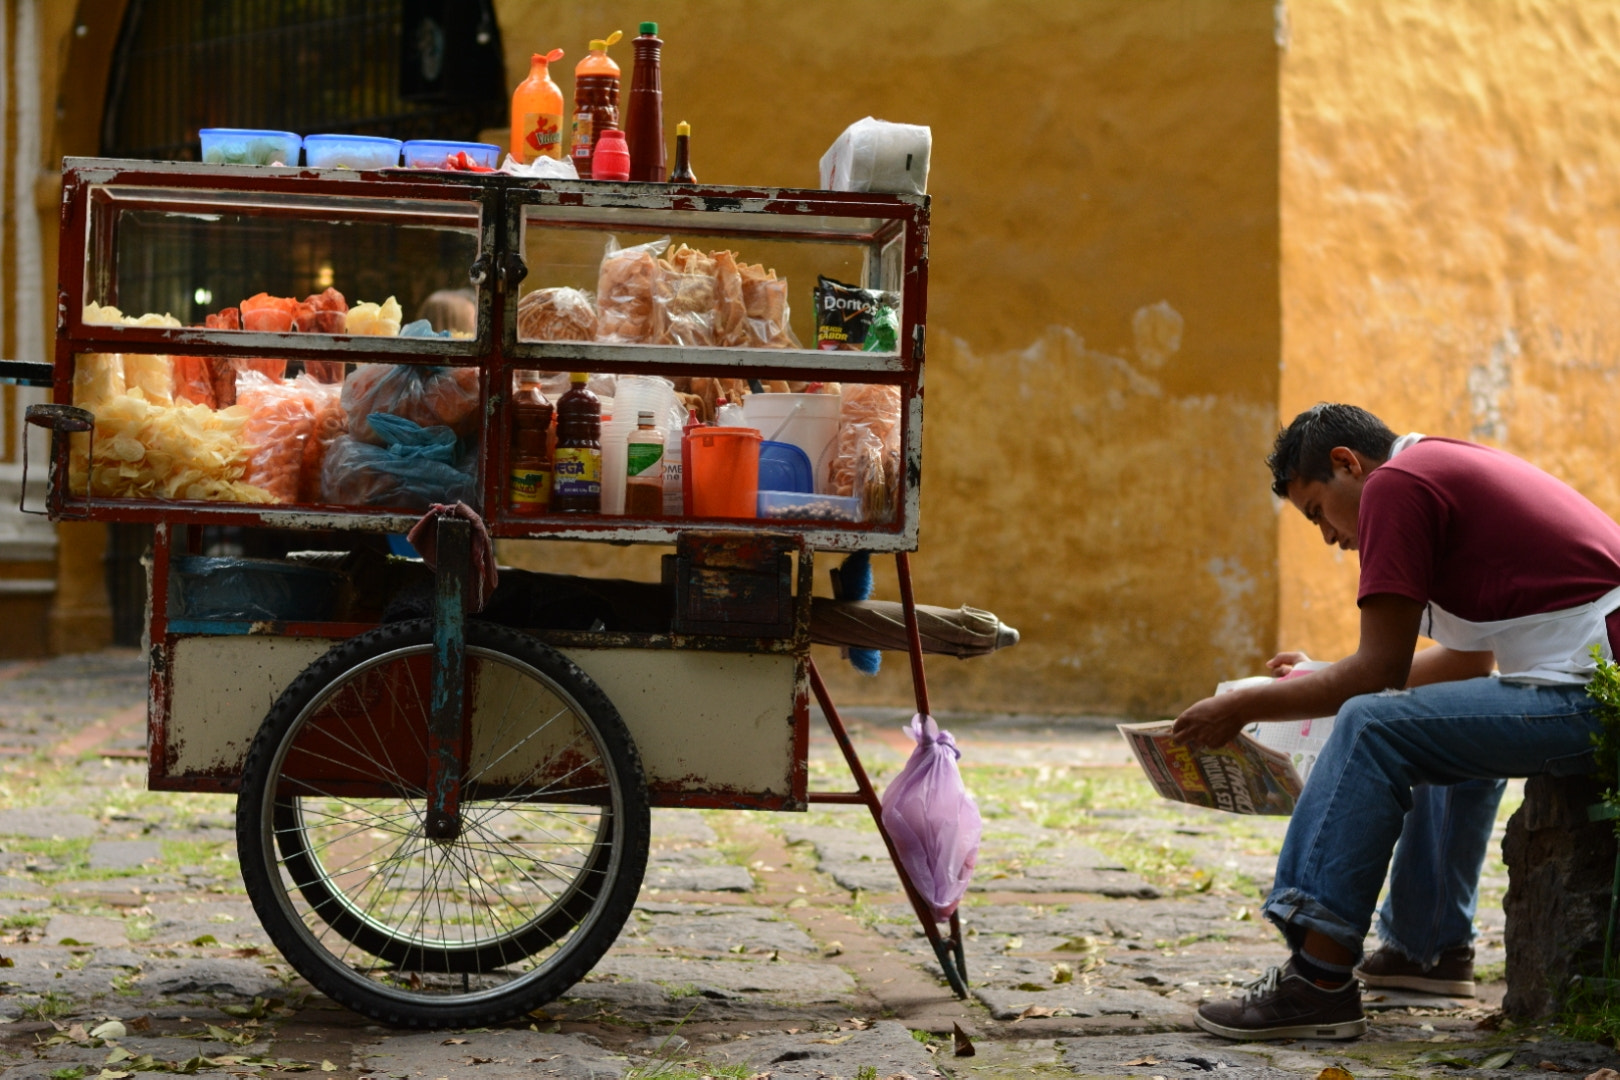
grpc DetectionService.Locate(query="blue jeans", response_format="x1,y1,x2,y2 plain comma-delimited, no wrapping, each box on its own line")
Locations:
1262,677,1600,964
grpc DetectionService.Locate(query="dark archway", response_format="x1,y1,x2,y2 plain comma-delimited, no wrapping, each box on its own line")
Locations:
95,1,508,644
102,0,506,160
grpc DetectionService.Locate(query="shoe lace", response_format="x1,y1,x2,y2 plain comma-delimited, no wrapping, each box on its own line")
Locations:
1240,965,1283,1003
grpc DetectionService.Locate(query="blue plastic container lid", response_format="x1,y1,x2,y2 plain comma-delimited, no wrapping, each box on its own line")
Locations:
200,127,300,139
758,440,813,494
305,133,401,146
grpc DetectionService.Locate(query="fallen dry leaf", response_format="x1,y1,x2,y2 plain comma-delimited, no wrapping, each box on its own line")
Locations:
1584,1071,1620,1080
953,1022,976,1057
1317,1068,1354,1080
1539,1063,1572,1074
1015,1005,1057,1021
1123,1056,1163,1067
442,1038,469,1045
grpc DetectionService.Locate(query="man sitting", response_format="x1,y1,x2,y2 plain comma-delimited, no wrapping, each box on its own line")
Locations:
1174,404,1619,1041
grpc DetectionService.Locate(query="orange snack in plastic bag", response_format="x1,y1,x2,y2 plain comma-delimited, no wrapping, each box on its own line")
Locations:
236,371,315,503
739,262,798,349
711,250,746,347
172,355,215,408
830,383,901,499
299,383,348,504
654,244,717,347
595,237,669,343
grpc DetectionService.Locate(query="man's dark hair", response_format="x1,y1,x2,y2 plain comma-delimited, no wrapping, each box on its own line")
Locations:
1267,404,1397,498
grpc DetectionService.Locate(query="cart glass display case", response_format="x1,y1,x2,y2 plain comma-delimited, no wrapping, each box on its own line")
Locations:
51,160,927,550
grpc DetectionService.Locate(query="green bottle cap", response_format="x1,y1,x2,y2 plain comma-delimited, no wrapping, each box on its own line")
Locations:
640,21,658,35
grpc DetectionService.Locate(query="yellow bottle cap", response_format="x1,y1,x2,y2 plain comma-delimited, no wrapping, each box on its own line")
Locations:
677,120,691,137
570,371,588,383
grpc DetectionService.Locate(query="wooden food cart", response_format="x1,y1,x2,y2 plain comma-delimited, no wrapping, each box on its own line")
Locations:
17,158,974,1028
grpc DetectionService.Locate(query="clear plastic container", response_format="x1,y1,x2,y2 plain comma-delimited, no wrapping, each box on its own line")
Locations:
756,491,862,523
199,129,301,166
401,140,501,170
303,134,402,170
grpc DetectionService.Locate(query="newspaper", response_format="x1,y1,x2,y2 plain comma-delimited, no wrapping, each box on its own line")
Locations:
1117,721,1302,815
1118,662,1336,816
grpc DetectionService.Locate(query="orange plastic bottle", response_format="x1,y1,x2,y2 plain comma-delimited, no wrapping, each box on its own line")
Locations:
571,31,622,179
511,49,566,164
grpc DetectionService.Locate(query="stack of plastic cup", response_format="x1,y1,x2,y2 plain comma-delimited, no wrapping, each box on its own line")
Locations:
600,375,677,514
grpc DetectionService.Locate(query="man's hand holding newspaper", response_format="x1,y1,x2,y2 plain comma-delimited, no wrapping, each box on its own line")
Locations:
1118,660,1334,816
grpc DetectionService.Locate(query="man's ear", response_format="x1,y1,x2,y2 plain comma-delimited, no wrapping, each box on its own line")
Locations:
1329,446,1365,478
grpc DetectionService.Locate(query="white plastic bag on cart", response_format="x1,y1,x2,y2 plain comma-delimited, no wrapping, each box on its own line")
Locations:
819,117,932,195
880,714,981,922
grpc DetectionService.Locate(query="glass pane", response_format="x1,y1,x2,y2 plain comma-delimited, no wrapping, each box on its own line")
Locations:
85,186,482,339
69,352,483,511
516,208,901,355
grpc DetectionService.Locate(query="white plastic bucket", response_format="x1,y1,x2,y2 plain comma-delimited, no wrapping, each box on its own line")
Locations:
742,393,841,494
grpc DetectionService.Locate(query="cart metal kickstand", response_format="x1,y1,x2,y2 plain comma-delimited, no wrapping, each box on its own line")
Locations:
807,551,970,999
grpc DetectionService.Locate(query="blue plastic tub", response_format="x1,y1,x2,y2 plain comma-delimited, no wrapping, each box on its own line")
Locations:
401,140,502,170
171,556,344,622
199,128,301,166
303,134,402,170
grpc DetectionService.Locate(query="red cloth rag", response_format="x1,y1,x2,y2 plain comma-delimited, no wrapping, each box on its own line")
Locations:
406,501,500,612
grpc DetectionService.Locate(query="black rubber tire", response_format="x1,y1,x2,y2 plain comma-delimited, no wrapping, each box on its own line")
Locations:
236,618,649,1028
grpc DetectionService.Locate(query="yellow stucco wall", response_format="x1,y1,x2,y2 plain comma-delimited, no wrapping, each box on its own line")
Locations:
496,0,1284,716
1279,0,1620,662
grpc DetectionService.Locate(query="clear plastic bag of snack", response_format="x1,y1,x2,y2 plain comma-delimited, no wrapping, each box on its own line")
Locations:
172,355,216,408
341,363,482,445
712,250,747,346
739,261,800,349
236,371,317,503
518,287,597,341
595,236,670,344
320,415,476,511
654,244,717,347
830,382,902,498
299,379,348,504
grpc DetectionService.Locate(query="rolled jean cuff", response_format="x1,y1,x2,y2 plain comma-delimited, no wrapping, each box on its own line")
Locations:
1263,887,1365,960
1375,915,1471,969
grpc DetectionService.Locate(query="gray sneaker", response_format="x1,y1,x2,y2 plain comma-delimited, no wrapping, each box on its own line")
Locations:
1354,944,1474,997
1195,961,1368,1042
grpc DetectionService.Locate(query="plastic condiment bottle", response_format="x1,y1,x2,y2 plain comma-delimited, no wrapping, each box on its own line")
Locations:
592,128,631,181
669,120,696,183
623,22,666,182
625,410,665,518
571,31,623,179
511,49,566,164
552,372,602,513
508,370,554,516
662,409,689,516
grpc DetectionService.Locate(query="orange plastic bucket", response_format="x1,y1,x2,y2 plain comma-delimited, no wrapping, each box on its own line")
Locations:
684,427,761,518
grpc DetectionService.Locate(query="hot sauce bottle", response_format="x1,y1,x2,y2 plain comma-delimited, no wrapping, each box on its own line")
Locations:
571,31,622,179
552,372,602,513
623,23,666,182
669,120,696,183
511,49,566,164
508,370,553,516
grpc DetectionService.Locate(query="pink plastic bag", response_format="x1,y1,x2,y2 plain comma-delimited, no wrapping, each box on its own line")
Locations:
879,714,982,922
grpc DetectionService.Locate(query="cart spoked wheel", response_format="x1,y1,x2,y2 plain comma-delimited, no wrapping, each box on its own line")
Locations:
236,619,650,1028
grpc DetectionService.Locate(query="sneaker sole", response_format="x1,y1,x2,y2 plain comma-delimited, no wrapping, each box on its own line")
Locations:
1354,970,1474,997
1195,1012,1368,1042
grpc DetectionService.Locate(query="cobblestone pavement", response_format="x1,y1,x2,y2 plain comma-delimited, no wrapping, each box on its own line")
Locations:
0,651,1609,1079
